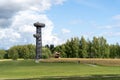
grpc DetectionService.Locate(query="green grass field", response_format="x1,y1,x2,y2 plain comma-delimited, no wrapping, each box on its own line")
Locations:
0,59,120,80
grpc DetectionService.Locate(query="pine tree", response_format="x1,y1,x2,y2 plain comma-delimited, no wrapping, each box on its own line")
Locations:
91,37,99,58
79,36,88,58
87,39,92,58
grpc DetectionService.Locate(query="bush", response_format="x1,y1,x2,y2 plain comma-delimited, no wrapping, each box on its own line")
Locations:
0,49,6,59
42,48,52,59
27,44,35,59
22,46,30,59
61,52,67,58
8,46,19,60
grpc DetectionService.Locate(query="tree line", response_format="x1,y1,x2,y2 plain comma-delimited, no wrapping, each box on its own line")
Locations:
51,36,120,58
0,36,120,60
0,44,51,60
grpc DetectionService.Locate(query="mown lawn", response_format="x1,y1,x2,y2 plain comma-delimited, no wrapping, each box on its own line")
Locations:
0,59,120,80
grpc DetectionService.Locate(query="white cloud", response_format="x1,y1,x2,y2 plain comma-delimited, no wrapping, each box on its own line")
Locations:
98,32,120,38
0,0,66,49
0,0,66,18
0,28,21,39
1,10,61,48
112,15,120,20
54,0,66,5
61,28,71,34
0,0,52,12
97,25,113,29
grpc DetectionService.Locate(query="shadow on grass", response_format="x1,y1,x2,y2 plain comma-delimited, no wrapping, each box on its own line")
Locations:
7,75,120,80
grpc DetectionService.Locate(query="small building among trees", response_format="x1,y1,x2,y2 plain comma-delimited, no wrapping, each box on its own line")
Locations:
54,52,60,58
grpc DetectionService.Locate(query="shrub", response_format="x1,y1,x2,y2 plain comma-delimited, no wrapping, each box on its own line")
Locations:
0,49,6,59
42,48,52,59
8,47,19,60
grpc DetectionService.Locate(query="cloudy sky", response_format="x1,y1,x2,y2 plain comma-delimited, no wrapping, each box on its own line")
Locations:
0,0,120,49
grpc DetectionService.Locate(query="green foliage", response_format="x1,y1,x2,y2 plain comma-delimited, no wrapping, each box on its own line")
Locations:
109,45,115,58
7,44,36,60
79,36,88,58
27,44,35,59
45,44,54,53
17,44,36,59
0,49,6,59
53,45,67,58
8,46,19,60
64,40,72,58
42,47,52,59
52,36,119,58
91,37,110,58
109,43,120,58
4,44,52,59
87,40,92,58
91,37,100,58
71,37,79,57
1,36,120,59
22,46,30,59
64,37,79,58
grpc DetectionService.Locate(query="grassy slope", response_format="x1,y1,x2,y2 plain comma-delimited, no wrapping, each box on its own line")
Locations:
0,60,120,79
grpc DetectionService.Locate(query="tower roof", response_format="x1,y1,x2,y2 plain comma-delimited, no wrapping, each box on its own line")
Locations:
34,22,45,28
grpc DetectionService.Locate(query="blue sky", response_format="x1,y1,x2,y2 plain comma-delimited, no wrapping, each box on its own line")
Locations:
0,0,120,49
47,0,120,44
